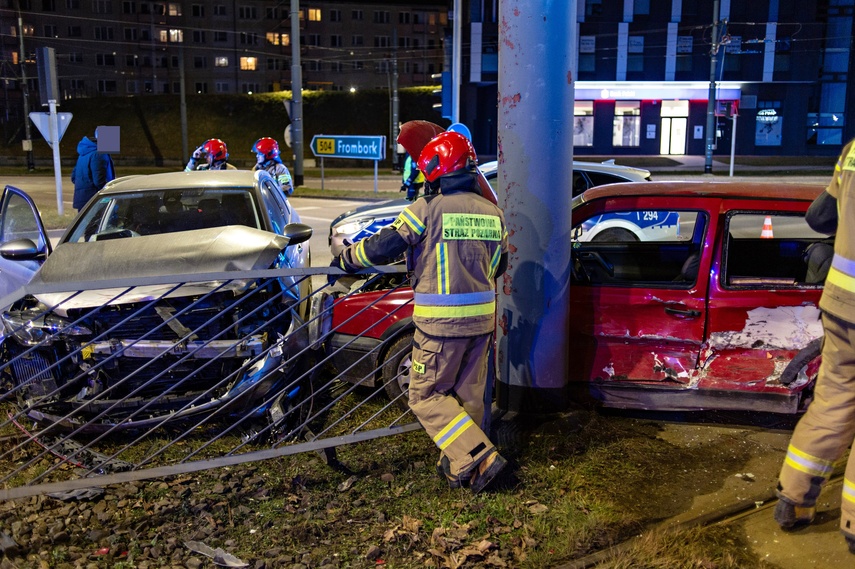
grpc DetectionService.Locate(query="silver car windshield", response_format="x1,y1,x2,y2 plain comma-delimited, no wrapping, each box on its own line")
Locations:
66,188,260,243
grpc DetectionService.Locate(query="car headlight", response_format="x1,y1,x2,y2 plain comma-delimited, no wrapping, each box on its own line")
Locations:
333,217,374,236
1,309,91,347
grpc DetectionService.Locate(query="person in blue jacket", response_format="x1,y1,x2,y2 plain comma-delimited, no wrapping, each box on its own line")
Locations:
71,130,116,211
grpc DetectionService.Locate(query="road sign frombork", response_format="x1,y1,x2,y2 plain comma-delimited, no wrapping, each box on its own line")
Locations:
310,135,386,161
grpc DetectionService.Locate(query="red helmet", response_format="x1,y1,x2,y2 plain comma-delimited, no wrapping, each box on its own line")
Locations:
202,139,228,162
417,131,477,182
252,137,280,161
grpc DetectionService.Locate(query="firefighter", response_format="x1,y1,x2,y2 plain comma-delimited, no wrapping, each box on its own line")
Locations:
775,137,855,554
400,151,425,201
331,131,509,493
185,138,236,171
252,137,294,195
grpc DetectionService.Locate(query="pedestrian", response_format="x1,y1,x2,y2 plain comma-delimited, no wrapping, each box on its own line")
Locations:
252,137,293,195
185,138,235,171
774,137,855,554
71,129,116,212
332,131,509,493
400,152,424,201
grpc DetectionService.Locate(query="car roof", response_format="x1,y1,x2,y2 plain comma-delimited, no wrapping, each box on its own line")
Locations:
478,159,651,179
578,180,826,203
97,170,265,195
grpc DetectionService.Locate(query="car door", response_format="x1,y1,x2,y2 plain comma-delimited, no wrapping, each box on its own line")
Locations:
0,186,50,301
702,201,825,408
570,195,715,388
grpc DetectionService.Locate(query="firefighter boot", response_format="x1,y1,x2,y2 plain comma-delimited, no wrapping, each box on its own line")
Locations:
846,535,855,555
436,455,470,489
469,449,507,494
773,498,816,530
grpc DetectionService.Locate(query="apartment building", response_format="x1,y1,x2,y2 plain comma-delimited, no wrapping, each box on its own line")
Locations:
0,0,447,98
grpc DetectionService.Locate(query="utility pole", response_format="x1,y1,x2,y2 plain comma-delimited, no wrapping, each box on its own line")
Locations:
289,0,304,187
391,28,399,170
15,0,34,171
704,0,721,175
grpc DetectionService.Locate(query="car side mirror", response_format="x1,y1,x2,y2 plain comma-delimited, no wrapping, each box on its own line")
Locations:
0,238,47,261
282,223,313,246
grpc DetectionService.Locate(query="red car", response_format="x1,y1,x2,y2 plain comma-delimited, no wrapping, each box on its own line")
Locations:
312,181,829,415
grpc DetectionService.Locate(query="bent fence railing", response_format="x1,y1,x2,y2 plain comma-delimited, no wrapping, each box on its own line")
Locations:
0,265,419,500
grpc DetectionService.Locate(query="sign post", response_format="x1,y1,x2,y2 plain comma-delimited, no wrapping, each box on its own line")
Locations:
309,135,386,193
29,109,72,216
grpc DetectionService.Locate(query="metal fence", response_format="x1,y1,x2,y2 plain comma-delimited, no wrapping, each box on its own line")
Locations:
0,265,420,500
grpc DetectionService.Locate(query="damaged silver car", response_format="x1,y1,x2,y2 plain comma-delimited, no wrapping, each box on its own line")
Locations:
0,171,315,437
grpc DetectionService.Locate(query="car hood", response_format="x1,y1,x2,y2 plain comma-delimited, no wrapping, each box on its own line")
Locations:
332,198,411,227
30,226,291,313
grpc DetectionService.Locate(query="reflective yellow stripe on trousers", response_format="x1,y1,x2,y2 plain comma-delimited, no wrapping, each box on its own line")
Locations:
826,253,855,293
434,411,475,450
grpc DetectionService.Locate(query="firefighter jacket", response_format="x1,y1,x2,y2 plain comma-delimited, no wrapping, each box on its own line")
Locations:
339,169,508,337
820,138,855,323
254,160,294,196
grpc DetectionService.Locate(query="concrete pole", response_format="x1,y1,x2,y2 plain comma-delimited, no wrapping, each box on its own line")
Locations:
495,0,576,414
704,0,721,175
391,29,399,170
290,0,304,187
452,0,462,123
47,100,63,215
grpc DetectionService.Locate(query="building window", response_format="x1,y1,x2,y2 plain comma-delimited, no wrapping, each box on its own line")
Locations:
216,82,230,93
214,31,227,42
331,61,343,72
69,79,84,90
240,57,257,70
214,57,228,67
96,54,116,66
120,1,133,13
352,35,364,47
67,0,80,8
68,25,82,37
756,102,783,147
68,52,82,63
94,27,114,41
43,25,57,37
267,58,284,70
126,80,138,93
42,0,56,10
399,12,411,24
241,83,259,94
265,7,278,19
330,35,342,47
239,6,257,19
352,61,364,70
634,0,650,15
192,4,204,17
308,8,321,21
167,3,180,16
94,0,112,14
239,33,259,45
613,101,641,147
373,11,390,24
193,31,205,43
98,79,117,93
267,32,287,45
627,36,644,72
123,28,137,40
352,10,363,21
574,102,594,147
306,34,321,46
213,4,226,16
195,82,208,94
330,9,341,22
125,54,138,66
193,56,206,68
374,36,390,48
308,60,322,71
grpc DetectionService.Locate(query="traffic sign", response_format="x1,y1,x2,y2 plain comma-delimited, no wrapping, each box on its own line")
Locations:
310,135,386,160
29,112,72,146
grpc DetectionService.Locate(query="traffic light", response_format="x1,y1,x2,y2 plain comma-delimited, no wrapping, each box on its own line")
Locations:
431,71,452,121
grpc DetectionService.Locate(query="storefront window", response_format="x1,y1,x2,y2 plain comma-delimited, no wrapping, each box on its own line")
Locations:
755,102,783,147
574,102,594,147
613,101,640,147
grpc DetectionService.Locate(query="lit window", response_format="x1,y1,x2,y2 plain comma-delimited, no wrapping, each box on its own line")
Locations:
308,8,321,21
168,3,181,16
266,32,280,45
574,102,594,147
613,101,641,147
215,57,228,67
240,57,257,71
169,29,183,43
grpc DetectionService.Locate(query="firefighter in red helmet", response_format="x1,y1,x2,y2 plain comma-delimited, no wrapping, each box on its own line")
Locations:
332,131,509,493
252,137,294,195
185,138,235,171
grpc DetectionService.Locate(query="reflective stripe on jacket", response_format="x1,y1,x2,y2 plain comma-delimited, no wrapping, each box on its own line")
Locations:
340,175,508,337
820,139,855,323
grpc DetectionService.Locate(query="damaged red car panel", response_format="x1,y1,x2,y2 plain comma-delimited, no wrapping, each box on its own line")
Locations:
315,181,828,415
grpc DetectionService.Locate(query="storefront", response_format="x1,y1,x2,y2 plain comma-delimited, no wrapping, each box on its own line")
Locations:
572,81,743,157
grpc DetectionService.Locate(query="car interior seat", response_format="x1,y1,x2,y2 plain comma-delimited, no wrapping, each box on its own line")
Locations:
128,197,161,235
196,198,223,228
221,194,254,228
674,251,701,283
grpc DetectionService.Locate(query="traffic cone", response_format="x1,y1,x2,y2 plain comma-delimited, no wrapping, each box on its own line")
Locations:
761,215,774,238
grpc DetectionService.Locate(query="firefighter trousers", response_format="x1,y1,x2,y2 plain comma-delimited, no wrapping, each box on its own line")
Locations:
408,328,495,478
777,313,855,538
